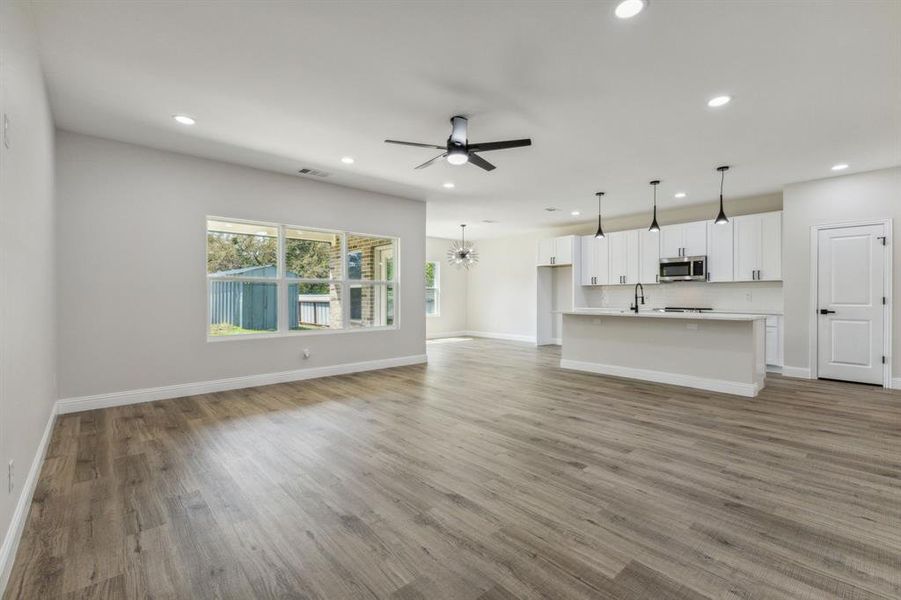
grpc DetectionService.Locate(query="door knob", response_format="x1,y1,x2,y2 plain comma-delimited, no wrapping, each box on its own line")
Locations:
819,309,836,315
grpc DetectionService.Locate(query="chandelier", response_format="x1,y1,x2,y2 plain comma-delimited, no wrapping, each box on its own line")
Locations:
447,224,478,269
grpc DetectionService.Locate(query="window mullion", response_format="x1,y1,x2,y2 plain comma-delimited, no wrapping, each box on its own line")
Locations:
278,224,287,332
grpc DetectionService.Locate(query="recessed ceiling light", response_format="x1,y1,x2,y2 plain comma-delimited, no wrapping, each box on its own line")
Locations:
442,182,455,189
831,163,849,171
707,96,731,108
674,192,687,198
173,114,195,125
340,156,355,164
571,210,581,216
615,0,646,19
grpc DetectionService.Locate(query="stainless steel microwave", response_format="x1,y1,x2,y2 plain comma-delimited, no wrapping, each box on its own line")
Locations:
659,256,707,282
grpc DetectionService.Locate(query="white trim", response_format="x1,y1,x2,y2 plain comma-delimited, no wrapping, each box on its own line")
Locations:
57,354,427,415
0,405,57,596
808,218,893,387
782,366,813,379
463,330,538,344
426,330,469,340
560,359,764,397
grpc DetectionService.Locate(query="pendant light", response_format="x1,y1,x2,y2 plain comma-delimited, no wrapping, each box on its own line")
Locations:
648,180,661,233
447,224,479,269
715,165,730,225
594,192,605,239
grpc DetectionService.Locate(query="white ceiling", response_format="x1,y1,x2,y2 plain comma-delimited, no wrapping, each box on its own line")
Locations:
30,1,901,239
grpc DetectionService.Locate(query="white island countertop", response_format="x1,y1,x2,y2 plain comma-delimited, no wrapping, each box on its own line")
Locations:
562,309,766,322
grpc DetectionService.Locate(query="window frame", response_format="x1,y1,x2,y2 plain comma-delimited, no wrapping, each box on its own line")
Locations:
206,216,401,342
425,261,440,317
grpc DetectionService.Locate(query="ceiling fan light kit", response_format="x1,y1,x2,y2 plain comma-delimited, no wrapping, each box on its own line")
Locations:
385,115,531,172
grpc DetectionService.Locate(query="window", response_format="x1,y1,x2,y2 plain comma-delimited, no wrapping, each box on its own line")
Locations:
207,218,398,338
425,261,440,316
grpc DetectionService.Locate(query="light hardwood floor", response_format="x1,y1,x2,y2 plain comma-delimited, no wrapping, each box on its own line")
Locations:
4,338,901,599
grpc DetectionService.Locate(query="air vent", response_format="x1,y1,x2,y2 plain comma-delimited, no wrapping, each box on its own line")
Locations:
544,207,559,212
297,168,330,177
482,219,498,223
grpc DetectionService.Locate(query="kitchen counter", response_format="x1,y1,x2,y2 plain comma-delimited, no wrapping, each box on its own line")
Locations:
563,309,766,321
560,311,766,397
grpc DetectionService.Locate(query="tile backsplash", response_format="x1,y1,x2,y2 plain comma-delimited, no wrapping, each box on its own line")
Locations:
582,280,783,314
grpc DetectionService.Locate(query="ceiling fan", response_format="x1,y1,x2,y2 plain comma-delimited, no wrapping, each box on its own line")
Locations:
385,115,531,171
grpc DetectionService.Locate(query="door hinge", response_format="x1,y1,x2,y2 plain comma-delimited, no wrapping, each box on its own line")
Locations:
877,236,886,246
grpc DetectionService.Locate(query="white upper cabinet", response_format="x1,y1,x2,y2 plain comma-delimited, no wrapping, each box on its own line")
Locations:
555,236,573,265
706,220,734,282
537,238,555,266
733,211,782,281
660,221,707,258
537,236,574,266
608,230,639,285
683,221,708,257
580,235,609,285
659,225,683,259
639,229,660,284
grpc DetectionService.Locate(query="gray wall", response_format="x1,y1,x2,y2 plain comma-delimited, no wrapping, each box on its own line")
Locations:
782,167,901,376
0,0,57,583
425,237,468,337
56,131,426,399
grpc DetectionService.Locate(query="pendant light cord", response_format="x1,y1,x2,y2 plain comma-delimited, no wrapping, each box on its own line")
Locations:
720,169,725,199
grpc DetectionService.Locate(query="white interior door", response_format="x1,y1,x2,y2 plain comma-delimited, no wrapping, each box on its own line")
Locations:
817,224,885,385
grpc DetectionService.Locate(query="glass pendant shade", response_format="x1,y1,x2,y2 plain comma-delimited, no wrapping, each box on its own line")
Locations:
447,224,479,269
715,166,730,225
648,180,661,232
594,192,605,239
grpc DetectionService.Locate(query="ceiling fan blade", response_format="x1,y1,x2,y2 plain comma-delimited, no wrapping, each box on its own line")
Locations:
467,152,496,172
449,116,468,145
385,139,445,149
466,138,532,152
414,153,448,170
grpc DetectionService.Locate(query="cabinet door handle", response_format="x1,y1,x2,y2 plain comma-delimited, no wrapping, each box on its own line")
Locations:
655,274,659,283
706,271,710,281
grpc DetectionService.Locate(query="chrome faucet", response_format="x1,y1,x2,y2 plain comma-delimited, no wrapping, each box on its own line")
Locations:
630,283,645,313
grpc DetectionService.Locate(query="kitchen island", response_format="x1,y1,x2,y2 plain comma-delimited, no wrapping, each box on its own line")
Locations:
561,309,767,397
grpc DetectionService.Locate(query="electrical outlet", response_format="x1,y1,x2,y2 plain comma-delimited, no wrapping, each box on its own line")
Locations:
302,348,311,359
8,460,14,493
745,292,753,302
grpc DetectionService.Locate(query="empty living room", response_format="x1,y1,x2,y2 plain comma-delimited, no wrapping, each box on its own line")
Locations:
1,1,900,599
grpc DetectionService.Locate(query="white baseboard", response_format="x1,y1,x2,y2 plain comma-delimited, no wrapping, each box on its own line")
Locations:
782,366,812,379
463,330,537,344
57,354,428,415
892,377,901,390
0,405,57,596
426,330,468,340
560,359,763,397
